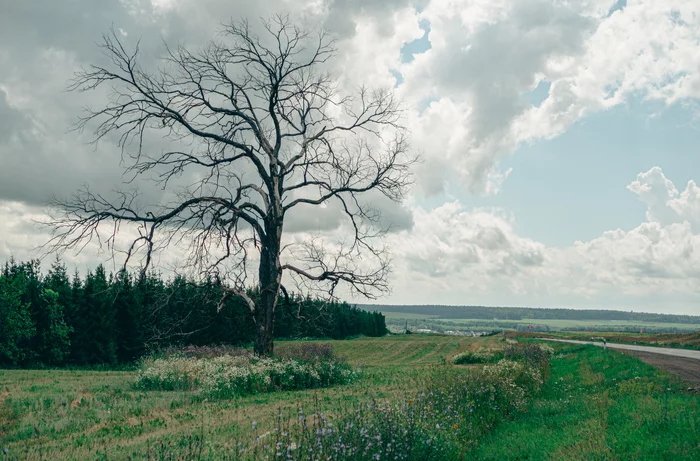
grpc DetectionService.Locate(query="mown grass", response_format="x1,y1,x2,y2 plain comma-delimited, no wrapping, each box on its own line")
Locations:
0,335,494,460
470,343,700,460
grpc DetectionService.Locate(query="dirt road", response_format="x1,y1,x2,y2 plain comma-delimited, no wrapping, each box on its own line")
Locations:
540,338,700,387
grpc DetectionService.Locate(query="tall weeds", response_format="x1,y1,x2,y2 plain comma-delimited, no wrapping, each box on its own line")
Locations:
142,342,552,460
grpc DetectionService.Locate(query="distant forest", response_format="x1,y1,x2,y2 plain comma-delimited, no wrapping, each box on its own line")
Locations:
0,259,387,367
360,304,700,325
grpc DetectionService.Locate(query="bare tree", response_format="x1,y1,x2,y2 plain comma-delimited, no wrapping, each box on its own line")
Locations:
47,16,414,355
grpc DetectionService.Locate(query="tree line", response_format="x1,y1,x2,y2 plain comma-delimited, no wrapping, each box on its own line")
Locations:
0,259,387,367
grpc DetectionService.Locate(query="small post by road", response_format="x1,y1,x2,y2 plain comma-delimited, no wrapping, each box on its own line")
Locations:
590,337,607,350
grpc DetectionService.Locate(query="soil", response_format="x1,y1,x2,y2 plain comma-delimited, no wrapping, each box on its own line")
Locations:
617,349,700,389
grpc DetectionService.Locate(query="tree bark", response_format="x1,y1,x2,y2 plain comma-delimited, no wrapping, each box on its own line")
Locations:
254,218,282,356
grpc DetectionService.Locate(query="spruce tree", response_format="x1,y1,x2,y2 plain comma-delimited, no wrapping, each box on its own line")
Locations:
0,263,35,366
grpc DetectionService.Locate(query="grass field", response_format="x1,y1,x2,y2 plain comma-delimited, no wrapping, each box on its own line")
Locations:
386,315,700,333
1,335,698,460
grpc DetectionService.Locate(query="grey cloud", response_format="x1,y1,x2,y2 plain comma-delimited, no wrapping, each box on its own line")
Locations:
284,192,414,234
322,0,420,38
404,0,597,194
475,226,510,251
283,202,346,233
0,89,27,142
0,0,417,235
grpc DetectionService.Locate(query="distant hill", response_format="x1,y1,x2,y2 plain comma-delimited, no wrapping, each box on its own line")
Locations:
356,304,700,325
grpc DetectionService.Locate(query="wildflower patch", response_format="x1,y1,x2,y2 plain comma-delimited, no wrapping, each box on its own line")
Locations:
219,342,553,460
135,347,356,398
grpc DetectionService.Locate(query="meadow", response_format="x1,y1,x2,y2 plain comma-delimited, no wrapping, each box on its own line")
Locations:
1,335,698,460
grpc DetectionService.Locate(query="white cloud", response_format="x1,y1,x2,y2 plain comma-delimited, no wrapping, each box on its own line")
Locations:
627,166,700,231
396,0,700,195
382,167,700,314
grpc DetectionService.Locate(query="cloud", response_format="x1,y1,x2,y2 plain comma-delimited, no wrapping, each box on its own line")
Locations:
382,167,700,313
628,167,700,231
398,0,700,195
387,201,549,305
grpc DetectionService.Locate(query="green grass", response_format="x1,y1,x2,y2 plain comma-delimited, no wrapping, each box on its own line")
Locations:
470,344,700,460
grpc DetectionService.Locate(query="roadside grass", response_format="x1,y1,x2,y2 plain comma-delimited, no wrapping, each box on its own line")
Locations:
470,344,700,460
558,331,700,350
514,331,700,350
0,335,490,460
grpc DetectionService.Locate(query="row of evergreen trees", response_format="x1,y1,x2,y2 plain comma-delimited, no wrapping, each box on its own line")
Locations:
0,259,387,367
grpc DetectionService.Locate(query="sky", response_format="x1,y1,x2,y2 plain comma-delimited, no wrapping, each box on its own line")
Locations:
1,0,700,315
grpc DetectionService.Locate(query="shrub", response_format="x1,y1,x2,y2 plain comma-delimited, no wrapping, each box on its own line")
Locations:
503,342,553,380
482,359,544,413
275,342,338,363
135,346,356,398
160,344,252,359
452,349,502,365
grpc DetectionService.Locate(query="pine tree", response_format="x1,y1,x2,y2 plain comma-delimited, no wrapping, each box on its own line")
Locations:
66,270,86,364
0,263,35,366
81,266,117,364
114,270,144,363
35,288,72,365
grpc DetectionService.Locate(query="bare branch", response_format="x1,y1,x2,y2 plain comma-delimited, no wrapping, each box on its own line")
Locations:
49,17,416,355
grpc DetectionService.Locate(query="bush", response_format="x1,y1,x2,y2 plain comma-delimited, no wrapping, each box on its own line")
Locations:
503,342,553,380
452,349,502,365
160,344,252,359
135,346,356,398
275,342,338,363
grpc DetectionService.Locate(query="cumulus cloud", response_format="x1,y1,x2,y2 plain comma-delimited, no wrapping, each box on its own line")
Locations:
627,167,700,231
398,0,700,195
382,167,700,314
393,202,545,279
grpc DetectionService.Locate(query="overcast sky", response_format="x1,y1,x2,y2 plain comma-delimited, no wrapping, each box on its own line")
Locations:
2,0,700,314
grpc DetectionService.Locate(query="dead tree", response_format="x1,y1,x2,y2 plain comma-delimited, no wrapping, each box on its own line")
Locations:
46,16,414,355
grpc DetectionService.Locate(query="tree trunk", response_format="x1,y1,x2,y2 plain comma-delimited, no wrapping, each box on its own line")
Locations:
253,302,275,356
254,222,282,356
